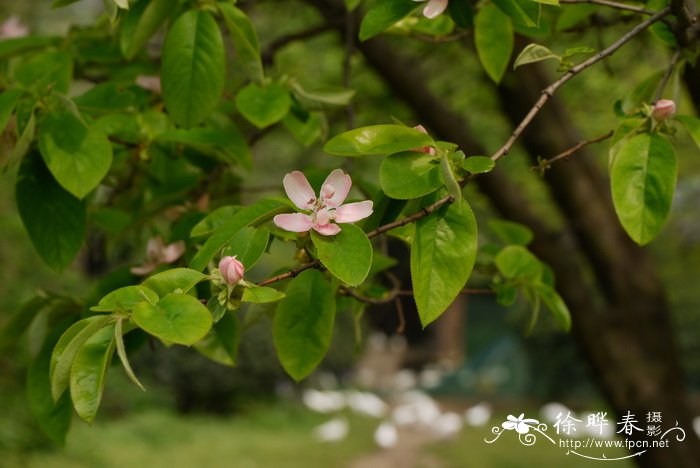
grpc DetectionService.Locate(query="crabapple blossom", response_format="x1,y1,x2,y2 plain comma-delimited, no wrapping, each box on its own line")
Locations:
219,255,245,285
413,0,449,19
652,99,676,120
273,169,373,236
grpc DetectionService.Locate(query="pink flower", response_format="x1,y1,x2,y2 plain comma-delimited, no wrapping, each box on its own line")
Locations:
412,125,435,155
413,0,449,19
273,169,374,236
0,16,29,39
131,237,185,275
652,99,676,121
219,256,245,285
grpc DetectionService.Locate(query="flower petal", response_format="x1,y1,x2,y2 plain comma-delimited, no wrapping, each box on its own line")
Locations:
334,200,374,223
283,171,316,210
502,422,517,431
274,213,314,232
313,223,342,236
322,169,352,207
161,241,186,263
130,263,156,276
423,0,448,18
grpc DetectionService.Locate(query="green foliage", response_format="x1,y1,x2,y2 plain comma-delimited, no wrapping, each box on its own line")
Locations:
475,4,514,83
141,268,208,297
132,293,213,345
324,125,434,156
311,224,373,286
242,286,286,304
610,133,677,245
161,10,225,128
461,156,495,174
235,83,292,129
380,151,442,199
219,3,264,83
89,286,159,313
70,325,116,422
15,155,86,271
359,0,420,41
411,195,478,327
222,227,271,269
676,115,700,149
273,270,336,381
120,0,171,60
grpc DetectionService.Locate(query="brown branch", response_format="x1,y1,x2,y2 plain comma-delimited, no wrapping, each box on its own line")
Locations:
559,0,656,15
395,297,406,334
257,259,320,286
532,131,613,172
490,6,671,163
653,49,682,102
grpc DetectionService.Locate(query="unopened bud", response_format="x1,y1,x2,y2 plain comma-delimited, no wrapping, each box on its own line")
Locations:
652,99,676,121
219,255,245,285
412,125,435,155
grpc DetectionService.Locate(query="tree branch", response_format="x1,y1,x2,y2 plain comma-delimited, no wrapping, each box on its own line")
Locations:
653,48,681,102
490,6,671,163
532,131,613,172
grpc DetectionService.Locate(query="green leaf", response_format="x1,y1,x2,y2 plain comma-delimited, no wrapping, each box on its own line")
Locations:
242,285,286,304
73,82,137,115
290,83,355,109
622,71,663,115
0,89,23,133
190,206,241,238
90,286,159,313
70,325,116,423
0,36,61,61
194,310,239,366
531,0,558,5
38,110,113,199
495,245,542,281
14,50,72,94
120,0,171,60
132,293,213,345
219,3,264,83
491,0,540,28
513,43,559,69
161,10,226,128
609,118,644,166
311,224,372,286
359,0,421,41
0,296,52,354
489,219,534,245
190,199,290,271
50,315,112,401
380,151,442,199
222,226,270,269
27,329,73,445
115,318,145,391
411,196,478,327
156,125,251,168
283,111,325,147
324,125,434,157
141,268,208,297
235,83,292,129
440,153,462,202
610,133,677,245
5,111,35,170
675,115,700,150
534,283,571,331
475,5,514,83
16,154,86,271
462,156,495,174
273,270,336,381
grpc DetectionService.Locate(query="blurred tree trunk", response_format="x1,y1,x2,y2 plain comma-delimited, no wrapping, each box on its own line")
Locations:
309,1,700,465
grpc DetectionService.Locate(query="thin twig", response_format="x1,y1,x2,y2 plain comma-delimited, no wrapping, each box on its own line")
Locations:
533,131,613,172
559,0,656,15
653,49,682,102
257,260,320,286
339,272,401,304
491,7,671,163
397,289,494,297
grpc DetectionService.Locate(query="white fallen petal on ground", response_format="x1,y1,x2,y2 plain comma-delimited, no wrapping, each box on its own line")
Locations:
392,391,442,428
302,389,345,413
431,412,463,439
464,402,492,427
374,421,399,449
313,417,349,443
346,390,387,418
419,366,443,389
392,369,418,392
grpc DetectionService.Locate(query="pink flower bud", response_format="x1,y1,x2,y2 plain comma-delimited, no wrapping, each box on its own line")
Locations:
219,256,245,285
652,99,676,121
412,125,435,155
